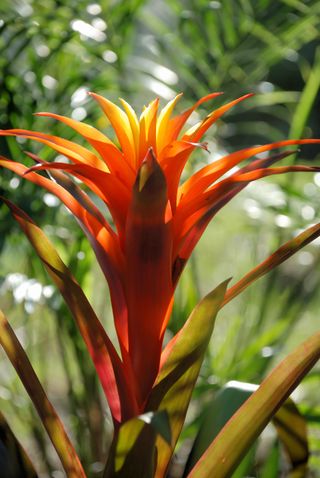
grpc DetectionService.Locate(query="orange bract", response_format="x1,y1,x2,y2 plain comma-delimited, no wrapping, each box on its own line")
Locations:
1,92,320,419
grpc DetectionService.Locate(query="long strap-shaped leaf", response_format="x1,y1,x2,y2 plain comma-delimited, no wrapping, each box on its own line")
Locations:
0,309,86,478
183,382,308,477
26,161,130,233
180,139,320,199
24,151,109,227
182,94,254,142
223,222,320,306
146,279,229,478
187,331,320,477
0,129,107,171
2,198,138,423
171,151,295,283
175,165,320,239
33,112,135,186
0,157,130,359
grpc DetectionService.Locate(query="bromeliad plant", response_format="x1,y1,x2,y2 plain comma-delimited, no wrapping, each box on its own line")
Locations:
1,92,320,477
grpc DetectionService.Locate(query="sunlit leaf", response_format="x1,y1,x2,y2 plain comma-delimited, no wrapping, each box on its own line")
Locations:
183,381,309,477
187,332,320,477
147,279,230,478
0,309,86,478
2,198,138,423
223,222,320,306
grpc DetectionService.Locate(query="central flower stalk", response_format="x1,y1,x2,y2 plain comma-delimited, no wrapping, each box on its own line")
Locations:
124,148,173,408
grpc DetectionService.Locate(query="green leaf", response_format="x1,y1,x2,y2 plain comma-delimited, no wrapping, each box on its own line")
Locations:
289,46,320,140
0,411,38,478
223,222,320,307
183,382,257,476
187,332,320,477
146,279,230,478
184,381,309,477
103,411,171,478
0,309,86,478
259,441,281,478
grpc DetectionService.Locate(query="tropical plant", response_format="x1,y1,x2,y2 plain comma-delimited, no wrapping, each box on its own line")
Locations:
1,91,320,477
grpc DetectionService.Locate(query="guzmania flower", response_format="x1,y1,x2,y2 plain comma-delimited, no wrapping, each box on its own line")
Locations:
1,92,320,426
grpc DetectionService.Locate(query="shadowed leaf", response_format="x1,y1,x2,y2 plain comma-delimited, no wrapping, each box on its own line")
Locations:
103,411,170,478
0,411,38,478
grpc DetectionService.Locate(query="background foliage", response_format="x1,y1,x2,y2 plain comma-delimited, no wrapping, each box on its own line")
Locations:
1,1,320,476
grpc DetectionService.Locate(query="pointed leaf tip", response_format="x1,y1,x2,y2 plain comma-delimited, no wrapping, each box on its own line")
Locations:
136,148,166,196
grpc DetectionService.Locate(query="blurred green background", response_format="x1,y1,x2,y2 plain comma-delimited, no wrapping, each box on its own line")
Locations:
1,1,320,476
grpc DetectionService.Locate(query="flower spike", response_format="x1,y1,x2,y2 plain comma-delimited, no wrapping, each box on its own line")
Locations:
1,91,320,425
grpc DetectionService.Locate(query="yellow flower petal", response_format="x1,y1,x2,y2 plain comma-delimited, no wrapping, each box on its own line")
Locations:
156,93,183,154
139,98,159,163
119,98,140,166
89,93,136,167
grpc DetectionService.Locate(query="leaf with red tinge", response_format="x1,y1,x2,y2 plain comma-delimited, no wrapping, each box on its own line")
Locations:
172,151,297,283
2,198,138,424
183,382,309,477
24,150,109,226
0,129,107,170
223,222,320,306
176,164,320,240
0,156,121,266
187,332,320,477
0,157,130,363
146,279,229,478
26,115,135,185
0,309,86,478
160,140,209,213
183,94,254,142
26,160,130,231
180,138,320,200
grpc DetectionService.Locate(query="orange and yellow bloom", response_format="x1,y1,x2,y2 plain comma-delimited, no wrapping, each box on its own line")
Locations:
1,92,320,426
